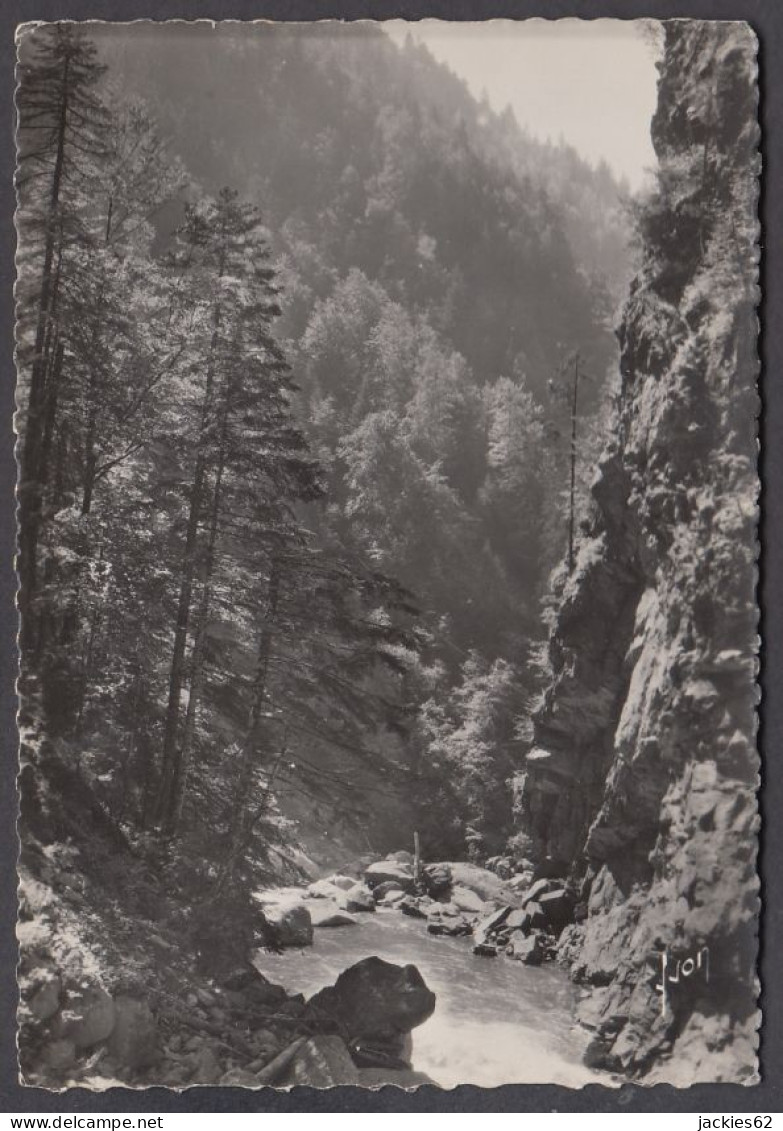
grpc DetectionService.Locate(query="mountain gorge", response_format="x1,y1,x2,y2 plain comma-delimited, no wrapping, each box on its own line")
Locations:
14,17,759,1091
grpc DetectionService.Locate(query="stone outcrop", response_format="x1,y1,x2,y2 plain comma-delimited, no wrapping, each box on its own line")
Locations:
518,22,759,1083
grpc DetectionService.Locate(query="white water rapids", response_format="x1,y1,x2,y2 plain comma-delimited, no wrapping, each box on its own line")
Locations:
253,901,612,1088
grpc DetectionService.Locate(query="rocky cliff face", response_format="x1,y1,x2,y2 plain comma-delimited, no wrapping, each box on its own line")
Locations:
520,21,759,1084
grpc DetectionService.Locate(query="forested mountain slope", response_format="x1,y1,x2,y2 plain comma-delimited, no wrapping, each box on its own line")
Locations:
519,21,759,1082
86,21,635,859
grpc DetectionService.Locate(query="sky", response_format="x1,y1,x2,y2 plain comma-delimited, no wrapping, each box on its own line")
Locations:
385,19,661,191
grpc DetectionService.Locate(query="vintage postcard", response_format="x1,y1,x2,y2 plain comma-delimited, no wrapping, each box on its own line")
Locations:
14,18,759,1090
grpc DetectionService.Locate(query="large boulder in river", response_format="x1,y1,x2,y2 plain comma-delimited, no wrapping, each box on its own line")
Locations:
340,883,375,913
262,900,313,948
449,885,486,915
364,860,415,891
307,879,341,900
310,902,358,928
447,862,522,906
305,957,436,1052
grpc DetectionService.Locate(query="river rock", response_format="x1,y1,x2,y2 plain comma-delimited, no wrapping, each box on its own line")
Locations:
222,966,271,992
510,870,535,891
428,901,459,919
507,931,544,965
364,860,415,890
106,995,158,1069
422,862,452,896
340,883,375,913
248,1029,279,1061
449,885,486,915
62,984,115,1049
28,974,62,1022
427,917,471,938
505,907,532,932
473,905,512,945
538,887,576,932
448,862,522,906
472,942,498,957
262,900,314,947
378,890,406,906
240,976,289,1010
305,957,436,1049
278,1035,360,1087
310,902,358,928
307,879,342,900
189,1043,222,1085
525,901,548,930
325,874,357,891
372,881,405,901
399,896,429,919
521,878,560,906
42,1037,77,1071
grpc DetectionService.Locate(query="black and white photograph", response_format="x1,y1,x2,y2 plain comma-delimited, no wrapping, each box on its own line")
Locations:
14,17,760,1091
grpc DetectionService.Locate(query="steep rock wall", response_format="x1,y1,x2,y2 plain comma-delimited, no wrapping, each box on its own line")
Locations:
520,21,759,1084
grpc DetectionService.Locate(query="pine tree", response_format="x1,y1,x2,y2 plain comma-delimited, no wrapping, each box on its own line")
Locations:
155,189,322,834
16,24,109,643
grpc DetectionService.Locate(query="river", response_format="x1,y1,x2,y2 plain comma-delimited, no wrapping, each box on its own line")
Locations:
253,902,612,1089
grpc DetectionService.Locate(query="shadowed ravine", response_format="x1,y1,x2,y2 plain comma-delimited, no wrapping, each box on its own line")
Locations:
253,905,608,1088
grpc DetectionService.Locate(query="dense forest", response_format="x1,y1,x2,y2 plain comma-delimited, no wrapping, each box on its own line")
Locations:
16,21,633,880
